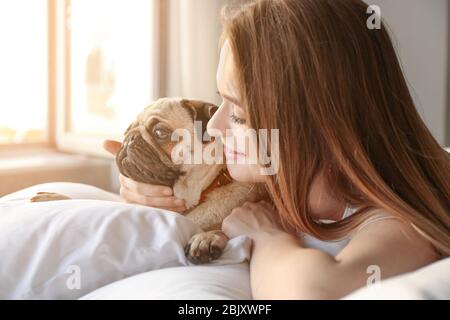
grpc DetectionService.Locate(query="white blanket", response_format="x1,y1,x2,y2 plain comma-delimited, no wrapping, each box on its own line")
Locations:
0,183,251,299
1,182,449,300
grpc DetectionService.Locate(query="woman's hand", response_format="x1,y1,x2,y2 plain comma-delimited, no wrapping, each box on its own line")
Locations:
103,140,187,213
222,200,285,240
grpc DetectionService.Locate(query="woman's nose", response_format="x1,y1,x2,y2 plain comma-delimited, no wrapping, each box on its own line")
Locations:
207,103,228,138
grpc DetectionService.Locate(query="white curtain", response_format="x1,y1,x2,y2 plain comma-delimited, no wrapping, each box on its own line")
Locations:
163,0,226,105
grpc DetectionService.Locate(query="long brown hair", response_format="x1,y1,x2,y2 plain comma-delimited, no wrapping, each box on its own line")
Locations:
221,0,450,256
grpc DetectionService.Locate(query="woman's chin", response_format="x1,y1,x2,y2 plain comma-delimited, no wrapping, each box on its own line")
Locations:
226,163,265,183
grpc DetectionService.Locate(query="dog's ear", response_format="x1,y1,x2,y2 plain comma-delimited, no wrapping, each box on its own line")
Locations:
181,99,218,143
181,99,218,121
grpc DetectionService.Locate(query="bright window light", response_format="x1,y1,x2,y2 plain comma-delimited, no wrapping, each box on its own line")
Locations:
68,0,156,137
0,0,48,144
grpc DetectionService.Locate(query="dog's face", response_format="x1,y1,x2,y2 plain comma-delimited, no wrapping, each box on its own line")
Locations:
116,98,218,187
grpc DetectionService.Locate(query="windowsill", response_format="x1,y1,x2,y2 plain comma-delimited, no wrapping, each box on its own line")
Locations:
0,148,117,197
0,148,107,172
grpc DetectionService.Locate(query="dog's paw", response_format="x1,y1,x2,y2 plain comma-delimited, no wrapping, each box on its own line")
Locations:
30,192,71,202
185,230,229,265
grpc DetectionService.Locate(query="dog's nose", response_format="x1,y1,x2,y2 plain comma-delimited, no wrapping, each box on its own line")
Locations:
125,132,144,154
128,136,135,147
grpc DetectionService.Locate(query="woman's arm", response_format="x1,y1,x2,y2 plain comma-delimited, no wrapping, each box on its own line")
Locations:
223,202,438,300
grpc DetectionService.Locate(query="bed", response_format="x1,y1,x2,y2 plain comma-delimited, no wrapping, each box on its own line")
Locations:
0,182,449,300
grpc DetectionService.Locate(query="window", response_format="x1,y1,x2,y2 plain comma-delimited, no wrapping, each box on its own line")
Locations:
58,0,161,155
0,0,161,155
0,0,48,145
66,0,157,137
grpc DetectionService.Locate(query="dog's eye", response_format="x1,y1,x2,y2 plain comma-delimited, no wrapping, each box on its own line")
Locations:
153,127,171,140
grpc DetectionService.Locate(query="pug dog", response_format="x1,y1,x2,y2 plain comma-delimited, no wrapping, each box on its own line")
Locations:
31,98,267,264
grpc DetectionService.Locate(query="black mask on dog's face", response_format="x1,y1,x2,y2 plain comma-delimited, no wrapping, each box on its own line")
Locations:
115,99,218,187
116,127,184,187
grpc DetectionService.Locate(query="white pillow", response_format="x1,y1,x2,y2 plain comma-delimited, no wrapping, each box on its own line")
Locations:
0,183,251,300
343,257,450,300
81,263,252,300
0,182,124,203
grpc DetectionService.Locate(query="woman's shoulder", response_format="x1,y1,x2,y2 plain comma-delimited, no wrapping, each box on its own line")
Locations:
349,207,401,234
336,215,439,282
343,207,439,264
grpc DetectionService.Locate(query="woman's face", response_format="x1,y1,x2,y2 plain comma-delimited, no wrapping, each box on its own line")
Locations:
207,41,265,183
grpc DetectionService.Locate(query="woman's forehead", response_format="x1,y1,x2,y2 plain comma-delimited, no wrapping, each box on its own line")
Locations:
216,40,240,99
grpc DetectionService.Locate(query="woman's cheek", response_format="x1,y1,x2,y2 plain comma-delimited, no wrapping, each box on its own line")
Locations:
223,127,265,183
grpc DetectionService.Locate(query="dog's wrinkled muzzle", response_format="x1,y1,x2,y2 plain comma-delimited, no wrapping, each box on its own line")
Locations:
116,131,183,187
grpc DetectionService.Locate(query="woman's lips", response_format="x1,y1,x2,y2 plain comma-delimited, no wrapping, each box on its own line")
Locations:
223,144,245,159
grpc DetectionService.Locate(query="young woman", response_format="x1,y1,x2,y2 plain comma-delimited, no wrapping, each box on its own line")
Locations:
104,0,450,299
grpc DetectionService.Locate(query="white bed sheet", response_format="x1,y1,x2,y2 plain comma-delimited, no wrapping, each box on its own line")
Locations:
81,263,252,300
0,183,251,299
1,182,449,300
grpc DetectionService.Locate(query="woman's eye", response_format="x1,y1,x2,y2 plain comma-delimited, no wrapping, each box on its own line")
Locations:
216,90,246,125
230,114,247,125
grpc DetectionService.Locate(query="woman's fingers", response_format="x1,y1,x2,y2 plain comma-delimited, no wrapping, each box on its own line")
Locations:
166,206,188,214
103,140,122,156
124,197,186,213
119,174,173,197
124,198,186,214
107,140,187,212
259,200,275,211
118,174,186,212
120,186,185,209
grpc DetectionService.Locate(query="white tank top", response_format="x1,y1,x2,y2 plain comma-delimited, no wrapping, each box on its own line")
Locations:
299,206,397,257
